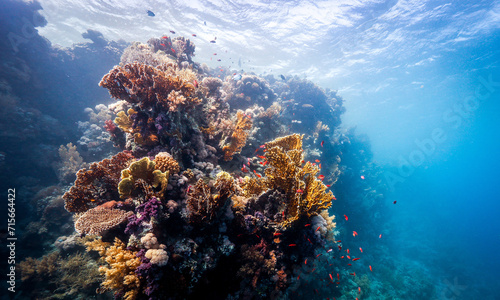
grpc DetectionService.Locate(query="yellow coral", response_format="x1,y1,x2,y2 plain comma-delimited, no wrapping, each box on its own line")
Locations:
114,108,136,133
118,157,169,199
86,237,141,300
222,111,252,161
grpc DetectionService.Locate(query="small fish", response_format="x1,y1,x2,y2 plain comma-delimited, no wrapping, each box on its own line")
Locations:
358,287,361,294
316,253,322,258
304,224,311,227
192,34,197,37
353,231,358,237
147,10,155,17
318,174,325,181
171,48,176,53
193,80,198,88
369,265,373,272
315,159,320,163
233,74,242,80
329,274,333,281
170,30,176,34
160,43,166,47
315,226,321,232
288,244,297,247
347,255,351,259
327,248,333,253
344,214,348,221
304,259,307,264
186,185,192,194
319,163,322,169
326,184,331,187
352,257,361,261
321,140,324,147
90,198,96,202
210,40,216,43
347,249,350,254
296,189,303,193
273,232,282,236
347,263,352,266
213,53,217,55
379,234,382,238
359,247,363,253
360,175,365,180
280,74,286,80
337,273,340,280
393,200,397,204
217,59,221,61
257,155,265,159
350,272,356,276
260,145,266,148
302,104,314,108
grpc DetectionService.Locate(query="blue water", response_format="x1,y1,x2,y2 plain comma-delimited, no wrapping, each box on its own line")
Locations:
2,0,500,298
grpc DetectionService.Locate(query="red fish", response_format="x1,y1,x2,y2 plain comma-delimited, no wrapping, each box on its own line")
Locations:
393,200,397,204
329,274,333,281
360,175,365,180
332,195,337,200
296,189,303,193
304,259,307,264
359,247,363,253
347,263,352,266
353,231,358,237
214,53,217,55
304,224,311,227
315,159,320,163
350,272,356,276
288,244,296,247
160,43,166,47
379,234,382,238
260,145,266,148
318,175,325,181
162,36,168,39
257,155,265,159
344,214,348,221
316,253,322,258
321,140,324,147
352,258,361,261
347,255,351,259
193,80,198,88
273,232,282,236
369,265,373,272
319,163,322,169
315,226,321,232
326,184,331,187
347,249,350,254
171,48,176,53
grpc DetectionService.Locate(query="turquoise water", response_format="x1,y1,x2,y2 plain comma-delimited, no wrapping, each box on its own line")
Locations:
1,0,499,299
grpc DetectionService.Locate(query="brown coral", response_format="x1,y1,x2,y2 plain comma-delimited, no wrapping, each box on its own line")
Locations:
153,152,180,174
74,207,133,235
222,111,253,161
63,151,134,213
99,62,200,110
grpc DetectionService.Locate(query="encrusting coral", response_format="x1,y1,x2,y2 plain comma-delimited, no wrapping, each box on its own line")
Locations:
74,207,133,236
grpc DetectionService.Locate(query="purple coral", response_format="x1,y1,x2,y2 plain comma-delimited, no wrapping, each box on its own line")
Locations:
135,249,161,298
125,197,162,234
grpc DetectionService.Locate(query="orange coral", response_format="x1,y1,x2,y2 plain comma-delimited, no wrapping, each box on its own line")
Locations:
153,152,180,174
222,111,252,161
63,152,134,213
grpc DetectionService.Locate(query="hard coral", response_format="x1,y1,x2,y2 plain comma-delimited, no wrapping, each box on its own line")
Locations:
153,151,180,174
222,111,252,161
63,151,134,213
74,207,133,236
118,157,169,199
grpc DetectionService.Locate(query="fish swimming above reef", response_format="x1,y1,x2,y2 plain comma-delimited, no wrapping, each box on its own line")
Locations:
280,74,286,80
147,10,155,17
302,104,314,108
233,74,242,80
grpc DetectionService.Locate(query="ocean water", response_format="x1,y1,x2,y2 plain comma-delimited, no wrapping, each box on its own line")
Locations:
1,0,499,299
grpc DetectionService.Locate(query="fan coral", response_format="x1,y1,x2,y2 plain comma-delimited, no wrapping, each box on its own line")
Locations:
222,111,253,161
114,108,136,133
86,237,141,300
74,207,133,236
186,171,236,224
63,151,134,213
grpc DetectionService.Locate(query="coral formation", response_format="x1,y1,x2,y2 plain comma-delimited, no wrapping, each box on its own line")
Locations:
74,207,133,235
222,111,253,160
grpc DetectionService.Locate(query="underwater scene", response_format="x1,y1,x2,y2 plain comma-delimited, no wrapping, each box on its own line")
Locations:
1,0,499,299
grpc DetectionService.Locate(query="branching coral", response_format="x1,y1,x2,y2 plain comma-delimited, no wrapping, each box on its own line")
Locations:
86,237,141,300
55,142,86,183
222,111,252,161
114,108,136,133
186,171,236,224
63,151,134,212
99,62,199,110
74,207,133,235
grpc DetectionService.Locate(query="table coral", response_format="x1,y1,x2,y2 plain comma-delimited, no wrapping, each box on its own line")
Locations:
74,207,133,236
63,151,134,212
222,111,253,161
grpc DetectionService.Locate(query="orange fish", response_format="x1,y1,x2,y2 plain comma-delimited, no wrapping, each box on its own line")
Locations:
332,195,337,200
347,255,351,259
353,231,358,237
318,175,325,181
329,274,333,281
304,223,311,227
256,173,261,178
315,226,321,232
360,175,365,179
171,48,176,53
273,232,282,236
296,189,303,193
359,247,363,253
288,244,296,247
352,257,361,261
379,234,382,238
347,249,350,254
258,155,265,159
319,163,322,169
369,265,373,272
344,214,348,221
358,287,361,294
304,259,307,265
315,159,320,163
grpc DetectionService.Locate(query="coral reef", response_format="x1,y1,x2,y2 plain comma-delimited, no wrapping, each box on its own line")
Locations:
74,207,133,235
222,111,253,161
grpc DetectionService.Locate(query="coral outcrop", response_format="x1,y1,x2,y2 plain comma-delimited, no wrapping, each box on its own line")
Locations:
74,207,133,235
